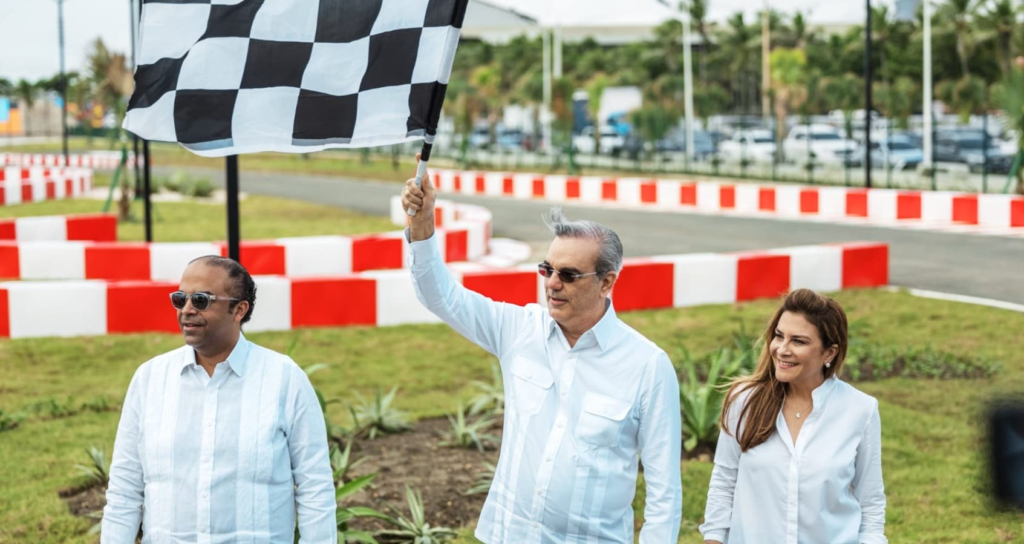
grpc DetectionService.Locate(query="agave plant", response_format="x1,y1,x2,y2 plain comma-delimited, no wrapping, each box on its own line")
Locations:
439,403,498,452
74,446,110,488
467,364,504,416
464,462,496,496
349,387,412,440
680,348,750,452
335,471,391,544
330,441,367,486
376,486,458,544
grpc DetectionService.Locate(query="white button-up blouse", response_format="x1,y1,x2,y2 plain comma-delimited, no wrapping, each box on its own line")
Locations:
700,376,887,544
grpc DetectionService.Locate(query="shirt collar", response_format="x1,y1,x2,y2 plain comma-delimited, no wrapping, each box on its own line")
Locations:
180,332,251,377
811,374,839,404
547,298,619,351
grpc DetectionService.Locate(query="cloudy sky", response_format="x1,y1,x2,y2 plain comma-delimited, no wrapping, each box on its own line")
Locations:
1,0,899,82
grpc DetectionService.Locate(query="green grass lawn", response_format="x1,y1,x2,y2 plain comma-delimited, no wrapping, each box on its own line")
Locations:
1,289,1023,543
0,174,398,242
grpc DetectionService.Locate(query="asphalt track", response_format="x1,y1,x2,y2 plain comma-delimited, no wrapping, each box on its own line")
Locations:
159,166,1024,305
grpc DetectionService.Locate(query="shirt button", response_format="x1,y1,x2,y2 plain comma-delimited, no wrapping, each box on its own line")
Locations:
532,522,539,528
557,421,565,428
205,420,213,427
546,456,553,462
202,491,209,498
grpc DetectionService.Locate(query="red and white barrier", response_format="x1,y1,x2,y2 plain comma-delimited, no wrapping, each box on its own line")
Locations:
0,241,888,339
0,213,116,242
1,152,135,169
431,170,1024,232
0,167,94,206
0,198,490,281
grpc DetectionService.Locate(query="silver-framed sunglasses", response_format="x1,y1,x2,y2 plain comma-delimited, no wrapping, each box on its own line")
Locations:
170,291,241,311
537,263,600,284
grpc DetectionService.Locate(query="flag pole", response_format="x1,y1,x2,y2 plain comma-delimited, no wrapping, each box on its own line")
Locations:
226,155,240,261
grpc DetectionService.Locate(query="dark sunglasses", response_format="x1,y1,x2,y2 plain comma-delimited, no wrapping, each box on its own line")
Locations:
170,291,241,311
537,263,600,284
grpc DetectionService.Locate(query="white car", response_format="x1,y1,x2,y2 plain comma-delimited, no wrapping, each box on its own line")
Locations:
783,124,859,165
573,125,625,155
718,130,777,164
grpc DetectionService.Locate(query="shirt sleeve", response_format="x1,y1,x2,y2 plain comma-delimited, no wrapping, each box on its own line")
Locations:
289,367,339,544
637,352,683,544
698,392,744,543
408,229,529,361
101,366,146,543
853,400,888,544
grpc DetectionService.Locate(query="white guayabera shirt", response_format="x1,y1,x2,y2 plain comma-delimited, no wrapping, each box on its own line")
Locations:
700,376,887,544
408,232,683,544
102,333,338,544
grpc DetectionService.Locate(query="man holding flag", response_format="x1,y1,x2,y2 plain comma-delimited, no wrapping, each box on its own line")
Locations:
402,168,683,543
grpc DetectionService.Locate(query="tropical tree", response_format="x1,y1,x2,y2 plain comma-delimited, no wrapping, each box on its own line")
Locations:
821,73,864,138
994,61,1024,193
683,0,712,83
13,79,37,134
938,0,980,77
769,48,808,157
977,0,1019,76
469,65,502,144
585,73,611,153
874,77,919,129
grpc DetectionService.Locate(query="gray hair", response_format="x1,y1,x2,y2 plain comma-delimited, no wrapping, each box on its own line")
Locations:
543,207,623,278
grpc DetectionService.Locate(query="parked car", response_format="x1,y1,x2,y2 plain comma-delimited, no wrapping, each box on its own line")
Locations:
654,129,716,159
718,130,776,164
934,130,1014,173
783,124,858,165
573,125,626,155
854,135,924,170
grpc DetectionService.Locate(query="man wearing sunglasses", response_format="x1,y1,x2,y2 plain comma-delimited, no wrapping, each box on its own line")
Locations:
401,168,682,544
102,256,337,544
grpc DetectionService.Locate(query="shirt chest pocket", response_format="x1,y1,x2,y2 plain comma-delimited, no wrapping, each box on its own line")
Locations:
510,356,554,416
576,392,632,448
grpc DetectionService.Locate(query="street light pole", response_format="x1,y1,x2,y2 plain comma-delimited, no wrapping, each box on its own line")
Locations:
864,0,873,188
682,4,695,163
923,0,933,172
57,0,69,165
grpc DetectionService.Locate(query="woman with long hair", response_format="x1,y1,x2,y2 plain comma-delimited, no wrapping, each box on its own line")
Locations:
700,289,887,544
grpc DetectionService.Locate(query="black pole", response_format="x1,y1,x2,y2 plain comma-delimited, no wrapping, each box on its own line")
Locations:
226,155,240,262
982,111,989,193
57,0,69,164
864,0,873,188
143,139,152,242
133,136,142,198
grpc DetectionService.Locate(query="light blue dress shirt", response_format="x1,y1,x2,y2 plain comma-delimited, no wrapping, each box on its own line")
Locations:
102,333,337,544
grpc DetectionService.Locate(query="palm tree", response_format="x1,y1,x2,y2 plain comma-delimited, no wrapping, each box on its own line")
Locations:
718,12,758,113
769,48,809,158
585,73,611,153
977,0,1019,76
469,65,502,145
995,61,1024,193
13,79,37,135
939,0,980,77
821,74,864,138
683,0,712,83
870,5,897,81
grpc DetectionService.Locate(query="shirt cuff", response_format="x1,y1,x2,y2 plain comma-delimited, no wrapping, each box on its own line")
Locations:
701,530,727,542
859,532,888,544
101,519,141,544
406,228,442,266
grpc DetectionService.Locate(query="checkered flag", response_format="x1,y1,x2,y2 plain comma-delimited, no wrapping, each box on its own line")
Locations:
124,0,468,157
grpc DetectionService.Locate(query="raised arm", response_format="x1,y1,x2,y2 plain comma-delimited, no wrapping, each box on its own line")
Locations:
402,163,530,360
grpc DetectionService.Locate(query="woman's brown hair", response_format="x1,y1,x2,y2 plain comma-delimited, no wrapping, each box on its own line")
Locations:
720,288,849,452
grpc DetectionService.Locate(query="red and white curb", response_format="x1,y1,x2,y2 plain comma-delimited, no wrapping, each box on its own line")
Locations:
0,241,887,339
0,167,94,206
431,169,1024,235
1,152,135,169
0,213,116,242
0,198,491,281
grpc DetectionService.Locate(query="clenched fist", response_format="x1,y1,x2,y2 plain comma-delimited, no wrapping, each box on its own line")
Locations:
401,155,436,242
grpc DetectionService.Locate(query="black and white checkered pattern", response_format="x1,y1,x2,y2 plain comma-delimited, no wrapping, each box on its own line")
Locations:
124,0,467,157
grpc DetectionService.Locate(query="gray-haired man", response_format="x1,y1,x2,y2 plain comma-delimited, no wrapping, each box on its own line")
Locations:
401,172,682,543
